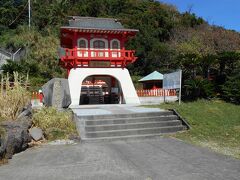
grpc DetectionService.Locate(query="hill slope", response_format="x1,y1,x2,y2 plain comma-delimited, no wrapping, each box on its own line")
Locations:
0,0,240,101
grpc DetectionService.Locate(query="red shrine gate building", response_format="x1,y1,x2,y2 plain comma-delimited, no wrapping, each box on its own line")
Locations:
59,17,140,106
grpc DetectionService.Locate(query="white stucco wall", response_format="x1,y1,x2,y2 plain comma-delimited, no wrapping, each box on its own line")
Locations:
68,68,140,106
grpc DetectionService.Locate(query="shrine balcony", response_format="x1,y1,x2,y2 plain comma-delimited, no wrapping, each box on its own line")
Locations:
58,47,137,68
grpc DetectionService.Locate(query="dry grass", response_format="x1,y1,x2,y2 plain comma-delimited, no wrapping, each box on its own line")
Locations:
198,141,240,159
0,72,30,121
33,107,78,140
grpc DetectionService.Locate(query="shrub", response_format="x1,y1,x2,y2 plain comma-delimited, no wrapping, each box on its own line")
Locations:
131,75,143,89
184,77,214,100
222,73,240,104
32,107,78,140
0,72,30,121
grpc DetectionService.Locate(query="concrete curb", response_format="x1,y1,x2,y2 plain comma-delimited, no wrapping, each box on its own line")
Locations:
169,109,191,129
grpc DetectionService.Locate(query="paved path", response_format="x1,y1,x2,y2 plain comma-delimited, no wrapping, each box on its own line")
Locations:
0,137,239,180
71,104,163,116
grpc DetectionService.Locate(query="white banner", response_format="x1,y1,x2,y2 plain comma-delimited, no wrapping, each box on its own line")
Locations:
163,70,182,90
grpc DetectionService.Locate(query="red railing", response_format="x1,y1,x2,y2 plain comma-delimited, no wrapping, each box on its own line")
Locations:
59,48,137,68
136,89,177,97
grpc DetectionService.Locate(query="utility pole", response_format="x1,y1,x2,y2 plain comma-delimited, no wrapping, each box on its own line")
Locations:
28,0,31,29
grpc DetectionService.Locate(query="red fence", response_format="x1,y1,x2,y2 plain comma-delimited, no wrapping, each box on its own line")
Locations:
31,92,43,103
136,89,176,97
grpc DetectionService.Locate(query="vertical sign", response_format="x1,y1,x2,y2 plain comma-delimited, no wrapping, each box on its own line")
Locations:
163,70,182,105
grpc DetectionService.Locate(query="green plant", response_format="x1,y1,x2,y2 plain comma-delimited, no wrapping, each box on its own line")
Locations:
184,77,214,100
222,73,240,104
0,72,30,121
45,128,66,140
32,107,78,140
131,75,142,89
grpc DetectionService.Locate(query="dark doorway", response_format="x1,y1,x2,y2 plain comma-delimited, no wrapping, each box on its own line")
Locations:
79,75,123,105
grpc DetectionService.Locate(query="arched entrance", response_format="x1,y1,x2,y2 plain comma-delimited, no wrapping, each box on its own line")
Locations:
68,68,140,107
80,75,123,105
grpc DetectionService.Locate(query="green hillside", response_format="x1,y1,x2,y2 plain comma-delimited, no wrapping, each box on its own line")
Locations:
0,0,240,102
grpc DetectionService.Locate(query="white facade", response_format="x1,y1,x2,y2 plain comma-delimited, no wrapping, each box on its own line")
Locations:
68,68,140,106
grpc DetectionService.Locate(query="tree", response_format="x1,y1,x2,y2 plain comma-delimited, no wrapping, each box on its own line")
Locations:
0,0,30,30
0,0,240,99
222,71,240,104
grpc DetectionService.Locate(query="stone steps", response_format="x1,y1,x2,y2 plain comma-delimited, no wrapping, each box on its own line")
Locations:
85,120,182,131
85,115,178,125
79,111,173,120
85,126,185,138
80,133,173,142
75,110,187,142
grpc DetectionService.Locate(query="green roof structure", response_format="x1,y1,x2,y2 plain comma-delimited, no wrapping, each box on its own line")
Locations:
139,71,164,82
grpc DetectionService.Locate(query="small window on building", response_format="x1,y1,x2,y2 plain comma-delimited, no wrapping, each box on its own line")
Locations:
93,40,105,49
78,39,87,48
77,39,88,57
112,40,119,49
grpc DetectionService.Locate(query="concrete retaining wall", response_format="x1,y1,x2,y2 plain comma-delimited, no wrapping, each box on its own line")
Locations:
139,96,178,105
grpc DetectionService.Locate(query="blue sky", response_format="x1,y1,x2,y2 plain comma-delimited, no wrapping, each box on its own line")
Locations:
159,0,240,32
